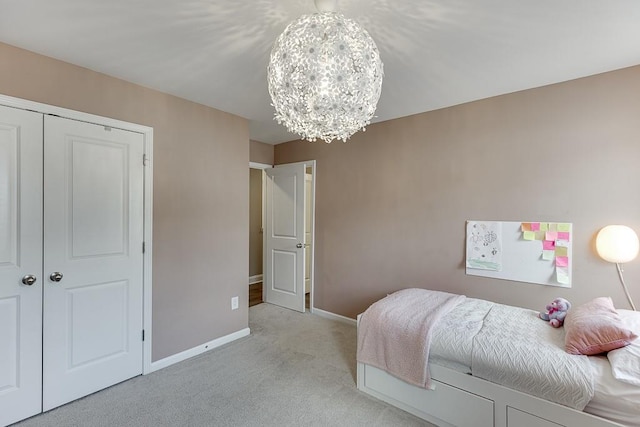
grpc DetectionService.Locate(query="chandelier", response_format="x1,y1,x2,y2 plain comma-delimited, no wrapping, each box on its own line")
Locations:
267,0,384,143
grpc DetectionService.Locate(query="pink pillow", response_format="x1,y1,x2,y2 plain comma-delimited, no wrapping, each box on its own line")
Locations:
564,297,638,355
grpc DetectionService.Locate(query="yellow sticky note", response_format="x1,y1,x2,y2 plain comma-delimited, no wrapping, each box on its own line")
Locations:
557,223,571,232
555,246,568,257
542,250,555,260
535,231,546,241
549,223,558,232
523,231,535,241
540,223,549,232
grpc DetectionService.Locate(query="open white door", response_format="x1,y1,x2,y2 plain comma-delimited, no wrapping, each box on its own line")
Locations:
42,116,144,411
0,105,43,426
264,163,306,312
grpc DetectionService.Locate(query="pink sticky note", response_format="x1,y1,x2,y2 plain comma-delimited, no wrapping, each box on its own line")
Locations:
557,232,570,241
530,222,540,231
545,231,558,241
543,240,555,250
555,256,569,267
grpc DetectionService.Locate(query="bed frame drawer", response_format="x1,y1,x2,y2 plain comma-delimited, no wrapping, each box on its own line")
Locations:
359,363,494,427
507,407,562,427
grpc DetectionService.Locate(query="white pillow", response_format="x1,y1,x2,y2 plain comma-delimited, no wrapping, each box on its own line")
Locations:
607,309,640,387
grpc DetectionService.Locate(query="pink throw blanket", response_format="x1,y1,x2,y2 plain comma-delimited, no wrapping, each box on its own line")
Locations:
357,288,466,389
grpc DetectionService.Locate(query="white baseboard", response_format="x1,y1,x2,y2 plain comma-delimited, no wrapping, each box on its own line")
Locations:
249,274,263,284
312,307,357,326
148,327,250,373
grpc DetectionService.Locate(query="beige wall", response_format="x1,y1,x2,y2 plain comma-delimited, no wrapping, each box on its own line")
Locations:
249,168,263,277
275,65,640,318
250,139,274,165
0,42,249,361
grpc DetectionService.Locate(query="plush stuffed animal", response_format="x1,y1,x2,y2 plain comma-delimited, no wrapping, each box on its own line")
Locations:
539,298,571,327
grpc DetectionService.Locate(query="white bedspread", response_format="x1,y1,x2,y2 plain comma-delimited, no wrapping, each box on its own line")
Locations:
471,303,595,410
430,298,494,371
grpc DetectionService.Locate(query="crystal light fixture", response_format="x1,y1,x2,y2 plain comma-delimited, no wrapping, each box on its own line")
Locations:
267,0,384,143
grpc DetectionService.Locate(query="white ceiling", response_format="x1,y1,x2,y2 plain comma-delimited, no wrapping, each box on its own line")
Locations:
1,0,640,144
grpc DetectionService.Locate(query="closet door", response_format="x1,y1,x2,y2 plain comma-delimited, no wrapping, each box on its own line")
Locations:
0,105,43,426
42,116,144,411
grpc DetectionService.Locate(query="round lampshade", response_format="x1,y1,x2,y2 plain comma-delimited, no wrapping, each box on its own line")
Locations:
596,225,640,263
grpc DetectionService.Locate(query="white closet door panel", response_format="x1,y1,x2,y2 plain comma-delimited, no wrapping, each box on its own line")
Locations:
42,116,144,411
0,105,43,426
70,139,127,257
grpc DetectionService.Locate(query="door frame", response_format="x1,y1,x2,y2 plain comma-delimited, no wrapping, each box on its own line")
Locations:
249,162,271,286
0,94,154,375
261,160,316,312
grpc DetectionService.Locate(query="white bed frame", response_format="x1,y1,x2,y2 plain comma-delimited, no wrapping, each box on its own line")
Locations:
356,315,624,427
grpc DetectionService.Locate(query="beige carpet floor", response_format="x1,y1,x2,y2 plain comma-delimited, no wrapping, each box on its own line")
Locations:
14,303,434,427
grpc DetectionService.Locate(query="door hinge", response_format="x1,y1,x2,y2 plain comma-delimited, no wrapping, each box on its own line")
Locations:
143,154,149,166
142,329,145,341
142,241,145,253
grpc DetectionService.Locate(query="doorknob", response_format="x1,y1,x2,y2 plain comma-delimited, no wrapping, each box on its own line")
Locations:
22,275,37,286
49,272,64,282
296,243,303,248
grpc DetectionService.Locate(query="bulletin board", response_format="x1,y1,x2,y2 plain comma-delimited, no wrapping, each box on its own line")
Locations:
465,220,572,288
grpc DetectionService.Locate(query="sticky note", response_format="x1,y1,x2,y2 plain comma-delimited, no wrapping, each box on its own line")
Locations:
555,240,569,248
555,246,568,257
556,267,570,285
542,250,555,260
540,223,549,232
556,256,569,267
521,223,531,232
545,231,558,241
543,240,555,250
531,222,540,231
534,231,545,241
557,223,571,232
549,223,558,232
557,231,570,241
523,231,535,241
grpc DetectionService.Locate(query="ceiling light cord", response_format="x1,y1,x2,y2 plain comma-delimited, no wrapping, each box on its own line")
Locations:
616,262,637,311
314,0,336,12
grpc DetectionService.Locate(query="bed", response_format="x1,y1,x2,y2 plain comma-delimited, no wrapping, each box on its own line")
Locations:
356,289,640,427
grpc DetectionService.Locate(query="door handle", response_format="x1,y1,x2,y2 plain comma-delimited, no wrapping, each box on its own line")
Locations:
296,243,303,248
49,272,64,282
22,274,37,286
